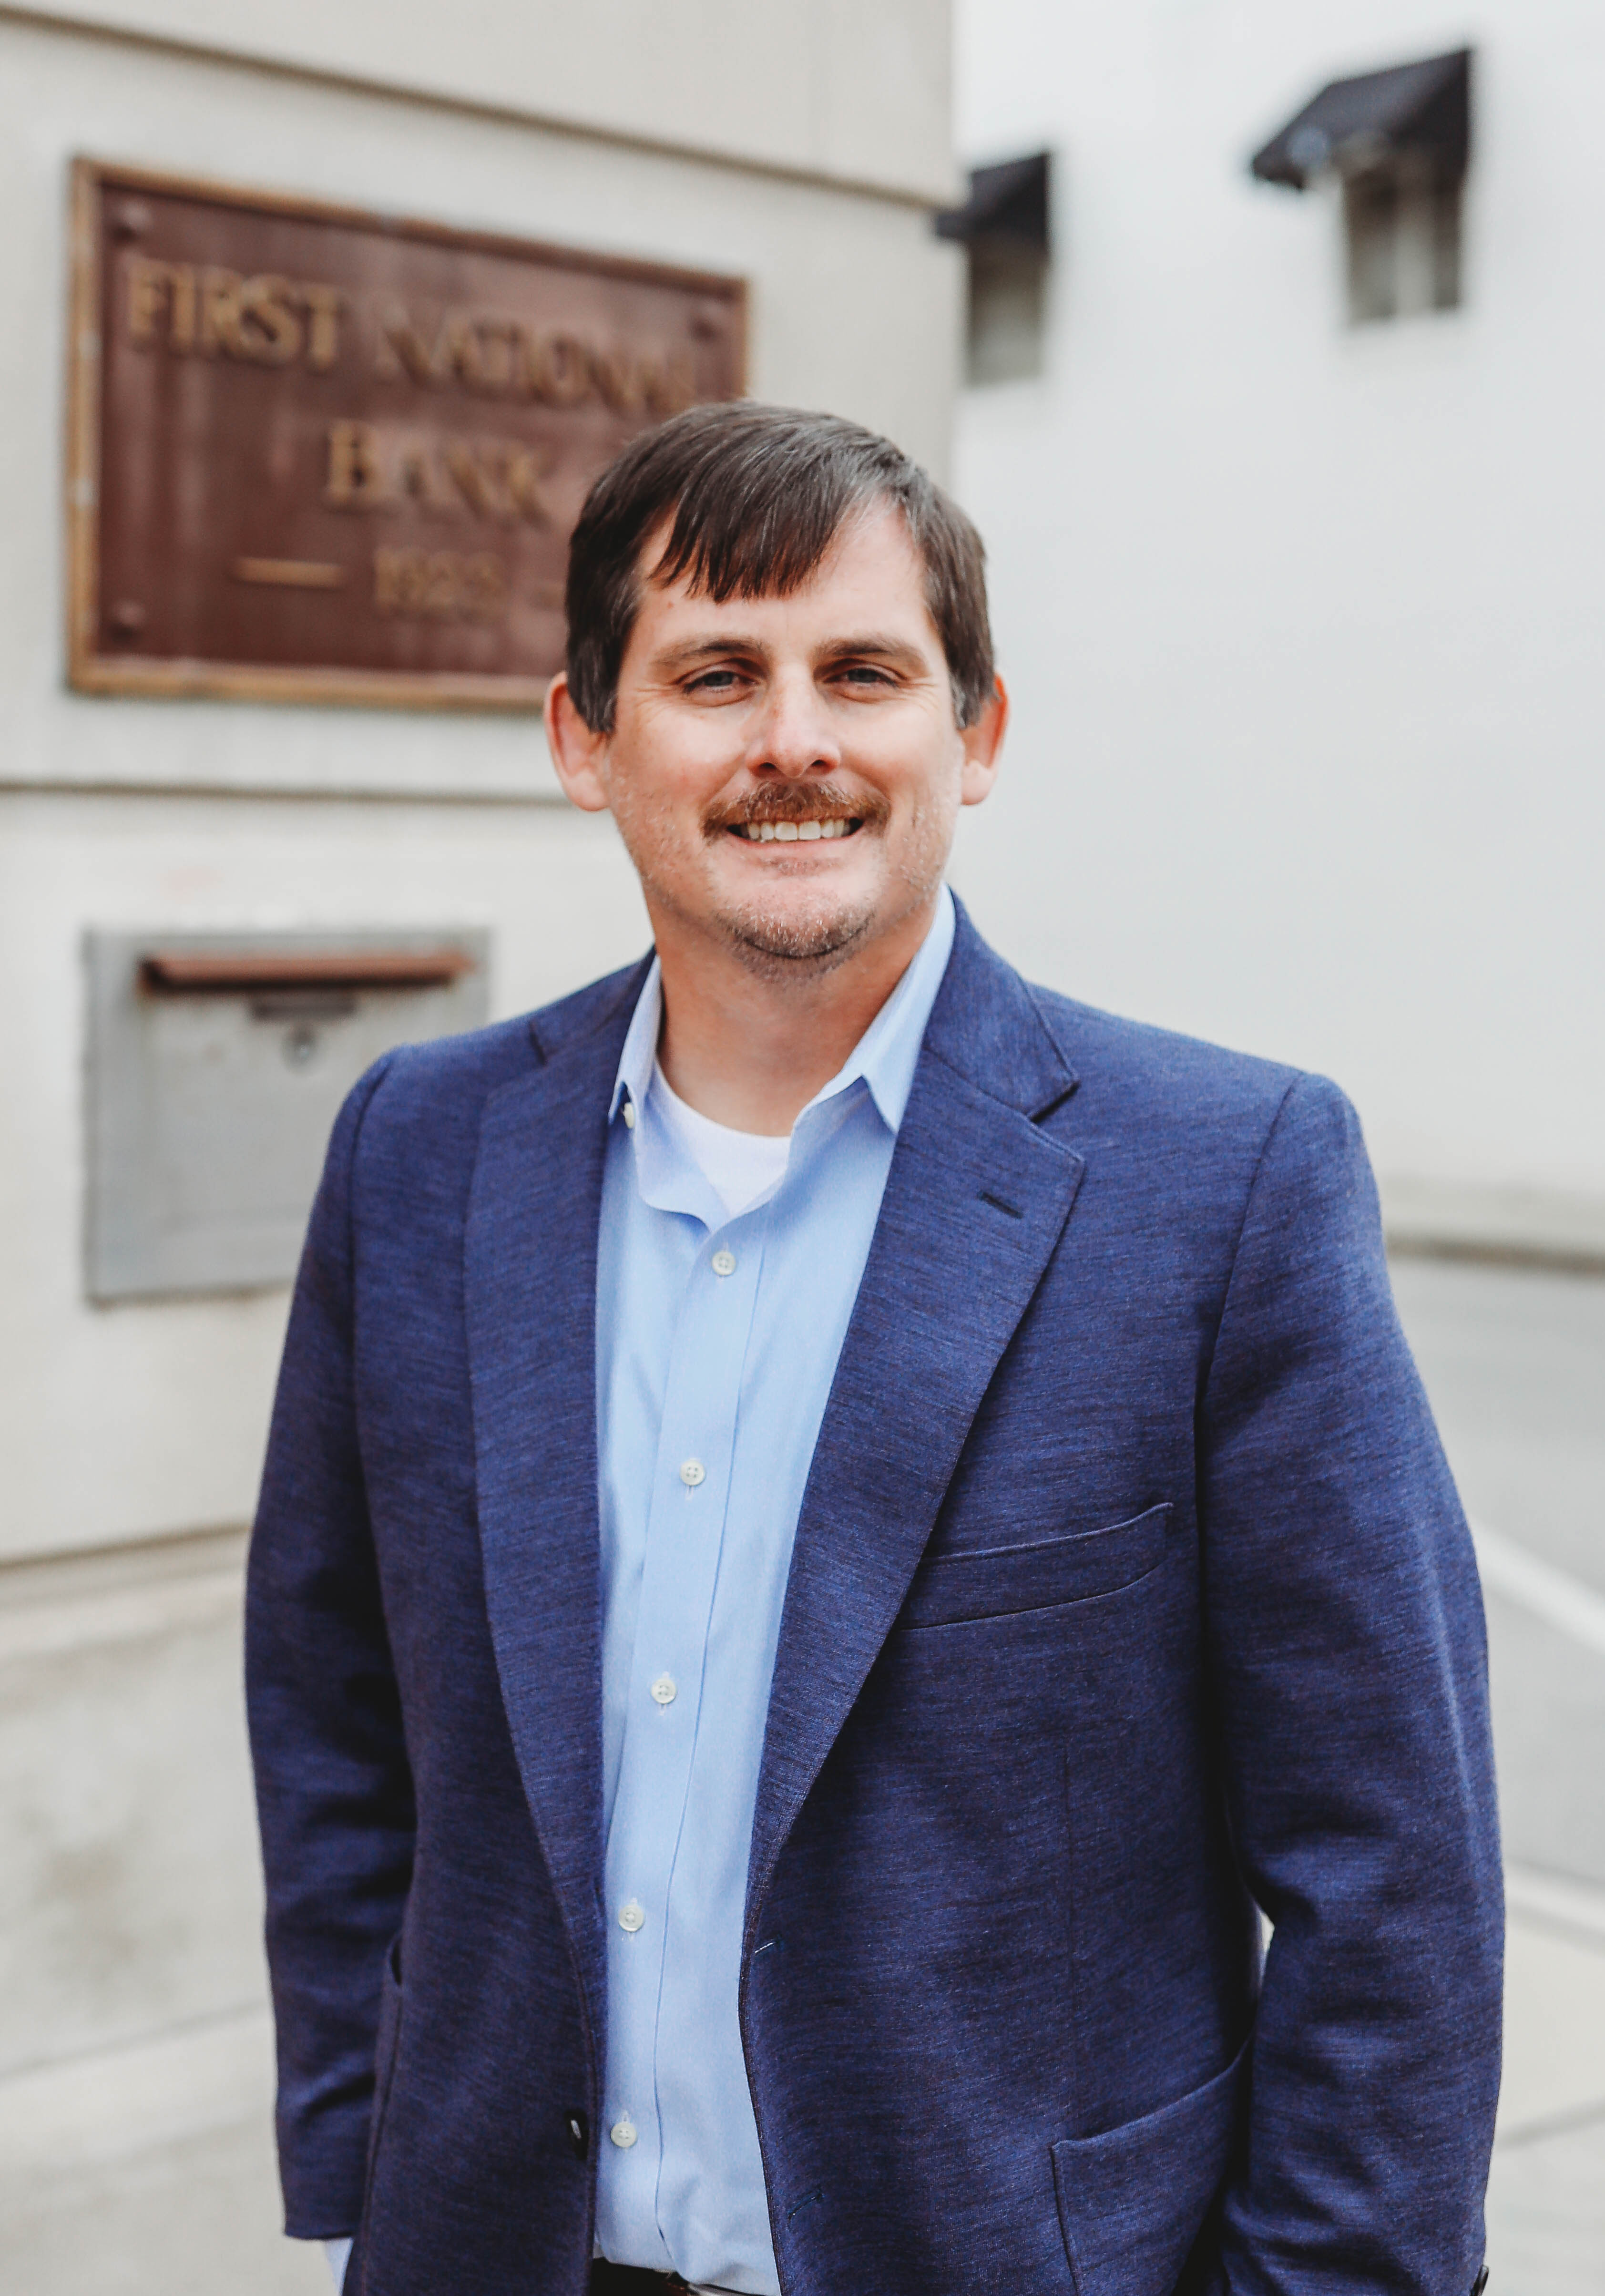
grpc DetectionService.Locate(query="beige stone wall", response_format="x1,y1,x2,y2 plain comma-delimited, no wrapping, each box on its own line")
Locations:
0,1530,312,2290
0,5,959,2279
0,790,652,1564
0,13,960,806
18,0,957,200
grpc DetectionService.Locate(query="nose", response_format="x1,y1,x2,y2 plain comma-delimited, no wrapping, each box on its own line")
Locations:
744,664,840,781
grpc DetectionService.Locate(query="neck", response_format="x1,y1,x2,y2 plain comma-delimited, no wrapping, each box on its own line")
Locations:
649,894,941,1135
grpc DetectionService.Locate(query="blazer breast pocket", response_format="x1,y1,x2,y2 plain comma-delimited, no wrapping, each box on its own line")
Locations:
900,1503,1173,1630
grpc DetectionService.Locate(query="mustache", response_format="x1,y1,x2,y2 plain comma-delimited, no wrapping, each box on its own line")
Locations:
703,782,890,837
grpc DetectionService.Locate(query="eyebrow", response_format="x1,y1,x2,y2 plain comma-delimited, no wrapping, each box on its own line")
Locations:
650,636,770,673
814,632,929,670
649,630,932,676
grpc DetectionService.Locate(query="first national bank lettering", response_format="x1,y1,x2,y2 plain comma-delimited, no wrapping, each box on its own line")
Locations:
71,164,746,706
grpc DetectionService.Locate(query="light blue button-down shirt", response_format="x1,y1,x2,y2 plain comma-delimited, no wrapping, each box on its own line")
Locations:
593,888,956,2293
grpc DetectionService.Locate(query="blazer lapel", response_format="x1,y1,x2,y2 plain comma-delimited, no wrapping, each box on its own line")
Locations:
746,917,1085,1935
463,966,645,2021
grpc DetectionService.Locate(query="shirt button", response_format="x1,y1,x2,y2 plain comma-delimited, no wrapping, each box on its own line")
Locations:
622,1100,637,1130
651,1674,677,1706
609,2116,638,2150
618,1899,645,1933
711,1248,737,1277
679,1458,706,1487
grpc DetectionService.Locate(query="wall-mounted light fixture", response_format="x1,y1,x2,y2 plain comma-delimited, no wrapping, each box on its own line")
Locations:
1252,50,1472,326
937,152,1052,386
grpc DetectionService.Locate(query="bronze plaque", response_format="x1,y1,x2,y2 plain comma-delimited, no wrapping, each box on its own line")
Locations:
67,160,746,709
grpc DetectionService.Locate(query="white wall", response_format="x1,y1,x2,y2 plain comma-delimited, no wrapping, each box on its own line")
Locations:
17,0,956,202
949,0,1605,1253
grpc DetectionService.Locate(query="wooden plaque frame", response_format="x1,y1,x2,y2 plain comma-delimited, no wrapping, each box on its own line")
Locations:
67,158,747,711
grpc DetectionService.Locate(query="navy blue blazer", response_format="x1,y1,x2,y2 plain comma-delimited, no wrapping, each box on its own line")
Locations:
247,904,1502,2296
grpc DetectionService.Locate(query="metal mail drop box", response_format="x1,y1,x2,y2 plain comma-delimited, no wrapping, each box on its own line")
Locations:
85,928,490,1300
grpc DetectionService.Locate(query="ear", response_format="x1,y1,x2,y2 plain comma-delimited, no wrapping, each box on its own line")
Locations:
959,675,1009,808
544,673,613,814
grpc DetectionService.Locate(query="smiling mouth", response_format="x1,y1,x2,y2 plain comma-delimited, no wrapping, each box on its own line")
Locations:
726,817,863,844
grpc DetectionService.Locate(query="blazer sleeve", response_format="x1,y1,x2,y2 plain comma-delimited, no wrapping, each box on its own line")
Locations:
1197,1073,1503,2296
246,1056,415,2241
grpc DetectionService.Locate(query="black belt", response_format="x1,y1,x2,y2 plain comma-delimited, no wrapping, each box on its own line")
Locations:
591,2260,748,2294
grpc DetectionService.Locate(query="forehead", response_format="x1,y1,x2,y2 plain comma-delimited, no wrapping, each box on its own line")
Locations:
631,500,941,651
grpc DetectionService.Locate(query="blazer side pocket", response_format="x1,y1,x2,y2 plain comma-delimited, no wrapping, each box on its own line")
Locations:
901,1503,1172,1629
1051,2035,1248,2296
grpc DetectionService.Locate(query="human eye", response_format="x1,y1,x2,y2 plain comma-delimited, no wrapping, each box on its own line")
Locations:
683,664,751,698
832,662,896,694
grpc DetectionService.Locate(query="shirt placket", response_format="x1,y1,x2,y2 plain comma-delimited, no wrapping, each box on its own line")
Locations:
601,1209,767,2237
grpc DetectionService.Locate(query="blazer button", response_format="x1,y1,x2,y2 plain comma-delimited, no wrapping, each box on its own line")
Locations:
564,2109,589,2159
1470,2270,1489,2296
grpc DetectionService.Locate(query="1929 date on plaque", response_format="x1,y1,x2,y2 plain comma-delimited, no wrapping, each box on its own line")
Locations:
67,160,746,709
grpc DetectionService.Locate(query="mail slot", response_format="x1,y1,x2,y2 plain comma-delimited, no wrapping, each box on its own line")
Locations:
138,948,475,997
86,928,490,1300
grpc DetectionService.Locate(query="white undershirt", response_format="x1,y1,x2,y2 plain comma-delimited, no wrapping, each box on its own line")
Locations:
650,1062,791,1220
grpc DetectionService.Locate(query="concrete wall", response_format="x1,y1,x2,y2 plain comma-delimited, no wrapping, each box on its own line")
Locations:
0,8,959,2280
0,14,959,804
18,0,956,200
0,792,653,1563
0,10,959,1560
947,0,1605,1263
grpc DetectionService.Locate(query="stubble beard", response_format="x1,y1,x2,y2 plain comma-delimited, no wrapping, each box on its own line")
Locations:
713,886,879,976
696,820,950,982
614,782,950,984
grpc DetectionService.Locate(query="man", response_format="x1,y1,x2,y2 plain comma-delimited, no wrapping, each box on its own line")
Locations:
248,403,1502,2296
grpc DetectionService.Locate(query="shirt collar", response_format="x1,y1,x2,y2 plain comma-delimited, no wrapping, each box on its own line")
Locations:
609,961,665,1128
608,883,955,1139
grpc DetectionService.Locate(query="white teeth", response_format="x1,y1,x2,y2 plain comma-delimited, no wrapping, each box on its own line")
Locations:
736,817,856,842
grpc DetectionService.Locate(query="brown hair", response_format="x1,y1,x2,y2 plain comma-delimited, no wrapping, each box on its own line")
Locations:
562,402,995,732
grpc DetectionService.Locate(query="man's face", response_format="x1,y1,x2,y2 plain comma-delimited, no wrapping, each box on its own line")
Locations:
548,500,1004,976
